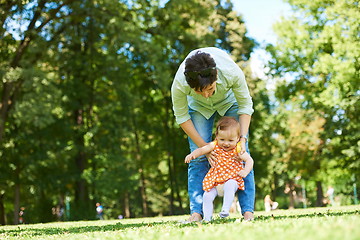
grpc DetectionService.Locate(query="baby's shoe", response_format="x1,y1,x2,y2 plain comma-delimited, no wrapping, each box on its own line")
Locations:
219,211,229,218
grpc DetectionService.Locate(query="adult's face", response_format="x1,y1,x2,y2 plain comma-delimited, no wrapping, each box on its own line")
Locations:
194,81,216,98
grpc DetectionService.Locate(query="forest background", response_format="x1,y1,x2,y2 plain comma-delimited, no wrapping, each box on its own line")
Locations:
0,0,359,225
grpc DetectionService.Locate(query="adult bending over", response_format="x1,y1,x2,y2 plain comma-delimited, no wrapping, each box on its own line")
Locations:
171,47,255,221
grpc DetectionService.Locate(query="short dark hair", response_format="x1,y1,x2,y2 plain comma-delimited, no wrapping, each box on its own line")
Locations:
184,51,217,91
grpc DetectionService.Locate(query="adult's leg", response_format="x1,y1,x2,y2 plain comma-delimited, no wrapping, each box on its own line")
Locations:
224,103,256,218
238,170,255,217
187,109,215,217
236,139,255,217
202,188,217,221
219,179,239,218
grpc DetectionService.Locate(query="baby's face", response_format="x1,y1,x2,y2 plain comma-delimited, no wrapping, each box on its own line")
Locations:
216,129,239,152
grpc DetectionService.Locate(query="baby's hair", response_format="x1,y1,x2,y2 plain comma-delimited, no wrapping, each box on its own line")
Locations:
215,116,241,137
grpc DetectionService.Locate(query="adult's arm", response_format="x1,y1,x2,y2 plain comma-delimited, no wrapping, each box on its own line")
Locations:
237,113,251,155
180,119,207,148
231,68,254,117
171,76,208,151
239,114,251,136
171,70,208,148
171,72,192,125
228,62,253,154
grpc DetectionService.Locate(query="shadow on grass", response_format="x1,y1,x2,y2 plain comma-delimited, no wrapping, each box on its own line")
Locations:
1,209,359,237
0,221,173,238
255,209,360,221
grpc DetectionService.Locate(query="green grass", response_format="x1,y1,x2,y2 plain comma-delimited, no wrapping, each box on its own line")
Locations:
1,205,359,240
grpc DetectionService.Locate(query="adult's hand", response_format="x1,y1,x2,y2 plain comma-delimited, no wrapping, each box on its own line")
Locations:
238,169,249,178
206,151,217,167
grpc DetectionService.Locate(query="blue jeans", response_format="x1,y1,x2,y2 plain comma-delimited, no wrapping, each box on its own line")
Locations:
187,103,255,215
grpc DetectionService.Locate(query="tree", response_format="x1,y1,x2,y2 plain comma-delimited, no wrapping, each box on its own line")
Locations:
266,0,360,205
0,0,77,224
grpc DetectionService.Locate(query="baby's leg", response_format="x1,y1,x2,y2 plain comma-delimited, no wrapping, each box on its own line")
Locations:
220,179,239,218
202,188,217,221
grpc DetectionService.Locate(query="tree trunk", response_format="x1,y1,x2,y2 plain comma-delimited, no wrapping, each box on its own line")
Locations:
138,167,148,217
0,193,6,225
271,173,278,200
285,181,295,209
132,117,148,217
13,162,22,225
13,182,20,225
163,94,183,214
316,181,324,207
0,82,14,144
162,97,174,214
172,155,184,214
167,153,175,215
75,153,87,203
73,109,90,220
123,191,130,218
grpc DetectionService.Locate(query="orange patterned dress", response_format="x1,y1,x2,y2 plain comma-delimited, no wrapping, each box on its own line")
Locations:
202,141,245,192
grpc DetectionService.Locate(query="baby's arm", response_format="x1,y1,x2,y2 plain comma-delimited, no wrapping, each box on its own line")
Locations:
185,142,215,163
237,152,254,178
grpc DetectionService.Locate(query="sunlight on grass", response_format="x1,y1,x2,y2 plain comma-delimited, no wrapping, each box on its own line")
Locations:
1,205,359,240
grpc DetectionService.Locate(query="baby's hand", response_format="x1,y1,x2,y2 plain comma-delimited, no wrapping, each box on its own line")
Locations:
185,154,195,163
238,170,248,178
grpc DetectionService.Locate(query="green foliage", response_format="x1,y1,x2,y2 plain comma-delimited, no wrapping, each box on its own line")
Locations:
265,0,360,206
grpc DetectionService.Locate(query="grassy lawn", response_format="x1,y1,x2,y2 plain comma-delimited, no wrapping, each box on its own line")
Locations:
1,205,359,240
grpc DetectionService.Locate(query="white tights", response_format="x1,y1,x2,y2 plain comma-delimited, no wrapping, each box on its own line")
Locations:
202,179,239,221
